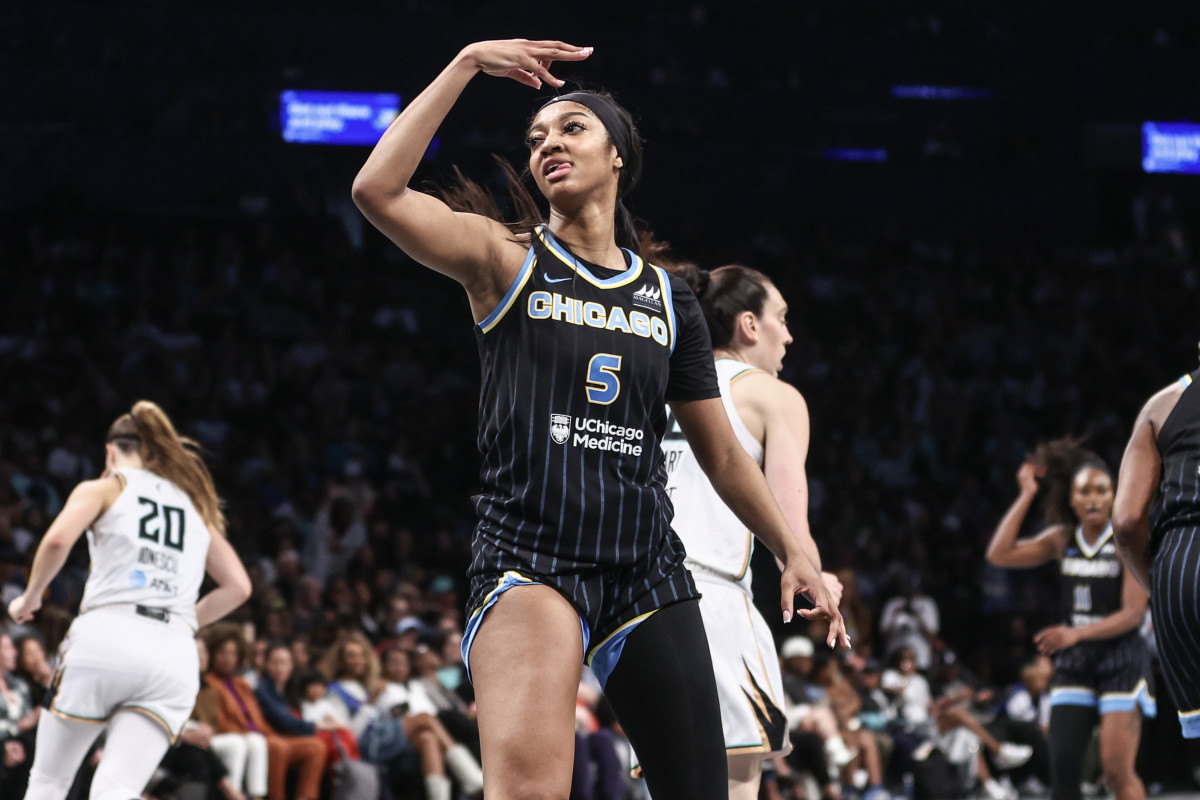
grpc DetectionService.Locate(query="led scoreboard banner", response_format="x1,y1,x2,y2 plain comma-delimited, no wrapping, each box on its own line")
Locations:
281,90,401,146
1142,122,1200,175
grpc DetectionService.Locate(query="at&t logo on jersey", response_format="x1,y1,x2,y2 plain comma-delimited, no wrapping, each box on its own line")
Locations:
550,414,644,456
550,414,571,444
128,569,148,589
632,284,662,311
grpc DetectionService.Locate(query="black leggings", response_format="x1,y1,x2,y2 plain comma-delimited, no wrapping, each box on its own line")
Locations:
1049,705,1096,800
603,599,728,800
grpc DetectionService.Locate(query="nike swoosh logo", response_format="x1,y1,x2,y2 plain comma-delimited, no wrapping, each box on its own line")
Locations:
544,273,572,283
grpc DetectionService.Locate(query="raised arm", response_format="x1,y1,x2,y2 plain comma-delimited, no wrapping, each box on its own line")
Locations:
351,40,590,319
195,528,252,629
8,477,118,623
1113,384,1179,591
985,463,1065,568
671,396,849,648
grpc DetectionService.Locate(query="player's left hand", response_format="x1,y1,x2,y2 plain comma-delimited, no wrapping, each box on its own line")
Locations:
781,563,851,650
1033,624,1078,655
821,571,844,606
7,593,40,624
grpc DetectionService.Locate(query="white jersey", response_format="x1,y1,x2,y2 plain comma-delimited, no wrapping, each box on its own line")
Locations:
78,467,210,628
663,358,764,591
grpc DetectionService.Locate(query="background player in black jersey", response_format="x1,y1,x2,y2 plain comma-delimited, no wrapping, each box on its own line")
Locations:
986,439,1152,800
1113,354,1200,749
352,39,846,800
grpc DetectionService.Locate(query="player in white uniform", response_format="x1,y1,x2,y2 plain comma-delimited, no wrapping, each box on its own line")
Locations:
662,264,848,800
9,401,252,800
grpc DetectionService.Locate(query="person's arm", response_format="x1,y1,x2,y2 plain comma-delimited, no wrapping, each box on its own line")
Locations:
1034,568,1148,654
253,682,316,736
8,478,118,623
671,397,848,647
352,39,589,316
1113,384,1179,591
741,376,842,603
195,529,252,629
985,463,1065,568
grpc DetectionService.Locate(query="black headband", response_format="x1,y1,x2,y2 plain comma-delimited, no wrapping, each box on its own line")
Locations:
539,92,640,196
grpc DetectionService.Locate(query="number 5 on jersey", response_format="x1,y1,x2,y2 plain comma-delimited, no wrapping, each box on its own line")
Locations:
586,353,622,405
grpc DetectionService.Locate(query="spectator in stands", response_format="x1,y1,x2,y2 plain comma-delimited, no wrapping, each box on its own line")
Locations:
182,634,265,800
321,632,482,800
0,633,37,797
254,641,360,768
14,636,52,708
810,653,889,800
204,625,327,800
779,636,856,792
880,572,940,671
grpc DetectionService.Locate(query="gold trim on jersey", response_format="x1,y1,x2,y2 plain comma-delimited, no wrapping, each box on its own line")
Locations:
586,608,659,663
49,707,108,724
467,570,537,620
479,252,538,334
536,226,645,289
728,367,765,385
744,594,778,706
122,704,180,743
734,531,753,581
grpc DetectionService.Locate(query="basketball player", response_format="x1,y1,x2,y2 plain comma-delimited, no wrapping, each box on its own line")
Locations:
1112,353,1200,743
9,401,252,800
352,39,847,800
661,264,858,800
986,439,1152,800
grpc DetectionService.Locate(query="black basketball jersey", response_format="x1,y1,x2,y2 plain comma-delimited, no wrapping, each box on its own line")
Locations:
1153,370,1200,550
468,226,719,580
1059,524,1124,628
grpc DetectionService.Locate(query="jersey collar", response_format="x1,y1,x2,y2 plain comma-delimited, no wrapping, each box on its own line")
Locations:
1075,522,1114,559
536,225,644,289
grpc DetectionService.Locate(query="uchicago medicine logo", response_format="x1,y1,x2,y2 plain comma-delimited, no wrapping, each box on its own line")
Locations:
550,414,571,444
550,413,644,455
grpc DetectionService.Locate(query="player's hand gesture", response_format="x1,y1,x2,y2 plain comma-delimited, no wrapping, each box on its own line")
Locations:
821,571,844,606
781,561,851,649
462,39,593,90
1016,462,1043,496
1033,624,1078,655
7,593,40,624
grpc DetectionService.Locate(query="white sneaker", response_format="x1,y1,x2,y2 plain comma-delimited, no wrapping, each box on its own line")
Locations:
824,735,858,768
983,778,1018,800
1018,776,1049,797
993,742,1034,770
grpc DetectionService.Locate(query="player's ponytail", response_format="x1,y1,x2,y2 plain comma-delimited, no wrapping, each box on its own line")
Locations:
107,401,226,535
1027,436,1111,527
669,264,773,348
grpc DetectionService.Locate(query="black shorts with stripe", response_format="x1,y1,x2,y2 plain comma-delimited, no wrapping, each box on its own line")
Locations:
1151,526,1200,735
466,530,699,665
1049,631,1155,716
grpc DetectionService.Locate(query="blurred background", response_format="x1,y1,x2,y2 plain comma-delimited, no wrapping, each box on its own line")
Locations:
1,1,1198,797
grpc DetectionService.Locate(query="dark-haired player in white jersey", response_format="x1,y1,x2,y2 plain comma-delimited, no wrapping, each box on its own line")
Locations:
661,264,866,800
352,38,846,800
1113,354,1200,749
986,439,1153,800
10,401,251,800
